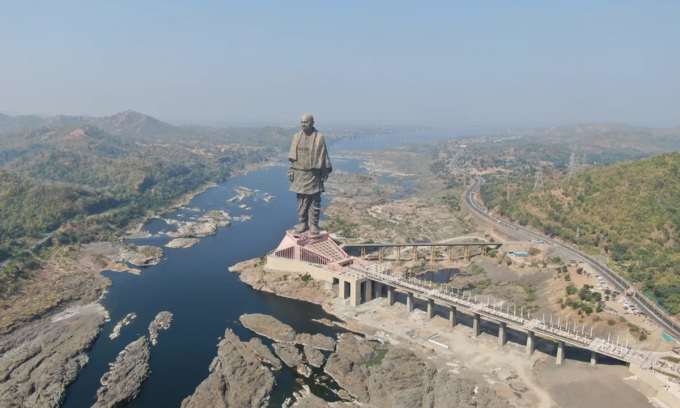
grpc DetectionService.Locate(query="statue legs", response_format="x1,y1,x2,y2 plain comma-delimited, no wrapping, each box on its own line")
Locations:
296,192,321,234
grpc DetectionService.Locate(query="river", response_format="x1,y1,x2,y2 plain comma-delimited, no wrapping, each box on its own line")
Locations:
63,130,457,407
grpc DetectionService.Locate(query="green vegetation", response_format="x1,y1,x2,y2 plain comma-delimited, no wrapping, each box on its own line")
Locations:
562,284,601,315
0,123,274,298
362,349,388,367
301,273,312,282
486,153,680,313
326,217,359,238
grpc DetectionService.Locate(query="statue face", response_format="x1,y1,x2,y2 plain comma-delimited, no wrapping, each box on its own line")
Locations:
301,114,314,132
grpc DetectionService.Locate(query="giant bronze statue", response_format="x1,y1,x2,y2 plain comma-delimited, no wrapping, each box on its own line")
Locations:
288,114,332,235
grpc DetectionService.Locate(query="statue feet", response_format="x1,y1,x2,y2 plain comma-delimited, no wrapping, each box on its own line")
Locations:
293,223,308,234
309,224,320,235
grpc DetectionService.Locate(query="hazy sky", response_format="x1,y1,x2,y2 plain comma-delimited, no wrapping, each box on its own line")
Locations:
1,1,678,127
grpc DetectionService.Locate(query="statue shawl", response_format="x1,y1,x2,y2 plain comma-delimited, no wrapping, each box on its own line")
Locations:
288,130,332,171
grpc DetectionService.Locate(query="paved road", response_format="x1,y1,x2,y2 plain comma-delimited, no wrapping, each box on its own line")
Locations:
451,157,680,341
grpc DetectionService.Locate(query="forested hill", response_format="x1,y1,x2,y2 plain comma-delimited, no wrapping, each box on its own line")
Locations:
0,122,274,262
492,152,680,313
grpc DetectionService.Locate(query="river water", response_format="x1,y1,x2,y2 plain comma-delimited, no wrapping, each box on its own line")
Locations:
63,130,457,407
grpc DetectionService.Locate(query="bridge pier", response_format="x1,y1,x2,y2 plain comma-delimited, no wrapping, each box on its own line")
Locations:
396,247,401,265
364,280,373,302
361,247,365,260
482,246,488,256
449,306,457,327
590,351,598,366
378,248,383,262
447,246,453,262
387,286,395,306
373,282,382,299
473,313,481,337
430,246,435,262
427,299,435,319
337,279,346,300
350,281,361,307
499,322,507,346
556,341,565,365
464,246,470,261
412,246,418,261
407,292,414,312
526,331,535,356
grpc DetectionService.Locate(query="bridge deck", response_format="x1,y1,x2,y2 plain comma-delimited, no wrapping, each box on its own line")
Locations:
355,268,666,368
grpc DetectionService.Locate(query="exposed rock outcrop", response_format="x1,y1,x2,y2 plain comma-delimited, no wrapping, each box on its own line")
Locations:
165,238,200,249
295,333,336,352
239,314,335,351
181,329,275,408
324,334,511,408
245,338,282,370
93,336,151,408
148,311,173,346
110,312,136,339
118,244,163,266
273,343,303,368
0,303,107,408
303,345,326,368
239,313,296,342
168,221,218,238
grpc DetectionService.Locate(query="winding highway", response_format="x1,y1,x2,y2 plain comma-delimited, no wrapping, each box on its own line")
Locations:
451,152,680,341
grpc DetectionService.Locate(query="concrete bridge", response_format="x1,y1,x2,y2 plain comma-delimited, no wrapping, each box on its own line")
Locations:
267,231,674,370
343,241,502,263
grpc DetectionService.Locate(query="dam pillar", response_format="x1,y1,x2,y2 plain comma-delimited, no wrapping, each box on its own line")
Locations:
526,331,535,356
387,286,396,306
449,306,457,327
473,313,481,337
350,281,361,307
590,351,598,366
427,299,435,319
499,322,507,346
556,341,565,365
407,292,414,312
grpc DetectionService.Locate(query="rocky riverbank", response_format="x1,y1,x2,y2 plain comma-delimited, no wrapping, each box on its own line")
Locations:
93,336,151,408
181,328,276,408
118,244,164,267
229,259,335,306
0,303,108,408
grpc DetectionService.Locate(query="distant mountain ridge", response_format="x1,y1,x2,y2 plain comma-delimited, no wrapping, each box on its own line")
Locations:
0,110,178,140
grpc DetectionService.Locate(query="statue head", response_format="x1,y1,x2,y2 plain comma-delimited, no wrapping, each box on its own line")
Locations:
301,114,314,132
